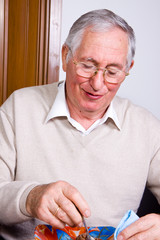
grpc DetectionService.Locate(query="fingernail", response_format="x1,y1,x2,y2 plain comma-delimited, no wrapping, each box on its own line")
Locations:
84,210,90,218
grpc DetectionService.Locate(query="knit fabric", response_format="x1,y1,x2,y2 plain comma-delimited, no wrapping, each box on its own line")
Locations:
0,82,160,240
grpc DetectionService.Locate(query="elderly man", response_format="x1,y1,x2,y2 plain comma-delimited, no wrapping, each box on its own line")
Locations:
0,9,160,240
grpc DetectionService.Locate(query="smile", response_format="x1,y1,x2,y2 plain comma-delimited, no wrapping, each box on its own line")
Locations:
85,91,103,100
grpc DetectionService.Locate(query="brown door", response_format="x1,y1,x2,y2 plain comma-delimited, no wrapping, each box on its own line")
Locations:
0,0,62,105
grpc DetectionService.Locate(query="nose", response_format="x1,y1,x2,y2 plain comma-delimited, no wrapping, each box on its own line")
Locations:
89,69,105,91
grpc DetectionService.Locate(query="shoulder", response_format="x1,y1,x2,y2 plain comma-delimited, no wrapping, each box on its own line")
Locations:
1,82,60,110
113,96,160,133
113,95,159,120
0,82,62,119
12,82,59,102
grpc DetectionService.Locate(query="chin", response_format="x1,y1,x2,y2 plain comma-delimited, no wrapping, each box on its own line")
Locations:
81,104,102,113
79,98,108,113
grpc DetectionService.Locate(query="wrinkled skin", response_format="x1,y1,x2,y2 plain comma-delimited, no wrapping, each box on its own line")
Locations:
117,214,160,240
62,28,131,129
26,181,90,228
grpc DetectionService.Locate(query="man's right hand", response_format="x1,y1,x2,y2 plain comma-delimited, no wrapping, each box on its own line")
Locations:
26,180,91,228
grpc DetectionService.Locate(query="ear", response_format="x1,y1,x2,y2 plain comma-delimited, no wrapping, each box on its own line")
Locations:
129,60,134,71
62,45,69,72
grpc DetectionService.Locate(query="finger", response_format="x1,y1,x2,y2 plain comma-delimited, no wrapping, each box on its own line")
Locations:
55,207,76,227
128,227,160,240
121,224,160,240
53,181,90,225
35,204,66,229
62,182,91,217
139,223,160,240
53,206,60,217
47,200,75,227
57,194,82,226
47,211,65,229
118,214,159,240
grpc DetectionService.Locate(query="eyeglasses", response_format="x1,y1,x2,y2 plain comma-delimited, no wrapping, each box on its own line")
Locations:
72,59,129,84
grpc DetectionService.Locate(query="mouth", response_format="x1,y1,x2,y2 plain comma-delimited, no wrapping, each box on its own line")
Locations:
85,91,104,100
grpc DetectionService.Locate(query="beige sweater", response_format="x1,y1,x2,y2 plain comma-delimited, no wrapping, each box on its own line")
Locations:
0,82,160,240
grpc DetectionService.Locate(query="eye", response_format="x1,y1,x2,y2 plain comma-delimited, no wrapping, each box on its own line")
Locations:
80,62,95,70
107,67,119,76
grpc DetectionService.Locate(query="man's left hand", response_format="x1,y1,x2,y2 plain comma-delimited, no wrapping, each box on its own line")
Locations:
117,213,160,240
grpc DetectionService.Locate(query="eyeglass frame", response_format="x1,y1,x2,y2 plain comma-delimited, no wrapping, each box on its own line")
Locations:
69,49,129,84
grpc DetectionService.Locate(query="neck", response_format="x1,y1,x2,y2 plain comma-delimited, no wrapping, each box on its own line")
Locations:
67,102,107,130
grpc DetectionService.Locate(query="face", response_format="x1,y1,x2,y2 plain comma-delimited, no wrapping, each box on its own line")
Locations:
62,28,133,119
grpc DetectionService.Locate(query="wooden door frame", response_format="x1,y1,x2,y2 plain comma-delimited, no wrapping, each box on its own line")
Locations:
0,0,8,103
37,0,62,85
0,0,62,105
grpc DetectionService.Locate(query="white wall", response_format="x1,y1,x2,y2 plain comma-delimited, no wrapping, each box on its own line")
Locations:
60,0,160,119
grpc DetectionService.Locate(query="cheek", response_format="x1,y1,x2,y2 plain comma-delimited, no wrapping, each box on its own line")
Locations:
66,64,83,86
66,74,83,98
69,75,87,89
107,83,121,93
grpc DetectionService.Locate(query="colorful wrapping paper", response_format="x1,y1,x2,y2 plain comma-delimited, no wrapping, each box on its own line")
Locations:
34,210,139,240
34,225,115,240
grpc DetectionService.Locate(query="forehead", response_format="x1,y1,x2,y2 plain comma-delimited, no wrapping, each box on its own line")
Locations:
75,28,129,62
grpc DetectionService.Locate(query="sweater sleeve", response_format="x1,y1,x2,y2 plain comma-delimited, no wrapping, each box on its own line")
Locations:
0,102,39,224
146,114,160,203
147,146,160,203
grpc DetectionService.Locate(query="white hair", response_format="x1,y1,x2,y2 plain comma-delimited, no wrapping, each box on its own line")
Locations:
64,9,136,71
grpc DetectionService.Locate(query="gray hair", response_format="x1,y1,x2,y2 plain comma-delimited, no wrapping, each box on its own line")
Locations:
64,9,136,70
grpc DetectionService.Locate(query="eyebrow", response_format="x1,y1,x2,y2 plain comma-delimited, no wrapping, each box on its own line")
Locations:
82,58,98,65
107,63,124,69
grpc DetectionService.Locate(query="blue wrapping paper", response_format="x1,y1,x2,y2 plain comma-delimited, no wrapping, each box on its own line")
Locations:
114,210,139,240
